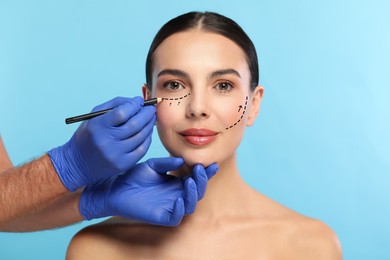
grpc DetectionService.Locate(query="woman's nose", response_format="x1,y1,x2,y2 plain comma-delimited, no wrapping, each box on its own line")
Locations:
185,90,210,119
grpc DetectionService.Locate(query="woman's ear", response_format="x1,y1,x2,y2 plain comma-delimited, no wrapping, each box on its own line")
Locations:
246,85,264,127
142,84,152,100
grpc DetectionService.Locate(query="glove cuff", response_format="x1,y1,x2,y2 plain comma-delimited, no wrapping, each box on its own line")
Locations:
79,186,95,220
48,142,90,192
79,179,113,220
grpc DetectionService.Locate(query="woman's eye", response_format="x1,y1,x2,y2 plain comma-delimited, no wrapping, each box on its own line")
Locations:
163,81,184,91
216,82,233,92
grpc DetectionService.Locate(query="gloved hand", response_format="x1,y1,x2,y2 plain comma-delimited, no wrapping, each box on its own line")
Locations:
79,157,219,226
48,96,156,191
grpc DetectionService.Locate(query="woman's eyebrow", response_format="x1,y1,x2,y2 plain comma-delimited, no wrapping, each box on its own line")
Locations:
209,69,241,79
157,69,190,80
157,68,241,80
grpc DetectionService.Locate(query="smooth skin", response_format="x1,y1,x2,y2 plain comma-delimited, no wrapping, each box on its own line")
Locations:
67,30,342,259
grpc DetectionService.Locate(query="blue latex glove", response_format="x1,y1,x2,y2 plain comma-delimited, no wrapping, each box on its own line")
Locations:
48,96,156,191
80,157,219,226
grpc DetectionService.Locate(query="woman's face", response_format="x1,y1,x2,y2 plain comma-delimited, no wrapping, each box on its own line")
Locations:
144,30,263,167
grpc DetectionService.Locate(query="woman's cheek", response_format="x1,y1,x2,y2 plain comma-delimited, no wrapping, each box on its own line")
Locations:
156,104,169,125
155,102,184,152
214,95,248,154
213,93,248,131
155,93,248,167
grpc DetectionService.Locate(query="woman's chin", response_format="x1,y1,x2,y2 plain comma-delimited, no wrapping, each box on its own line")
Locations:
182,155,216,168
166,148,224,176
172,158,215,177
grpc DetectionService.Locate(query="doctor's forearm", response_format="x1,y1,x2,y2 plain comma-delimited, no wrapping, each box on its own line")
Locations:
1,190,83,232
0,154,70,230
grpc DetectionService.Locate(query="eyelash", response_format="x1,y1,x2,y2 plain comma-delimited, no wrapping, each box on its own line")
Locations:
162,80,234,93
162,80,185,92
214,81,234,93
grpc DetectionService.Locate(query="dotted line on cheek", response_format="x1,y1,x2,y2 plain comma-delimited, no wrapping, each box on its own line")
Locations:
161,93,191,101
225,96,248,130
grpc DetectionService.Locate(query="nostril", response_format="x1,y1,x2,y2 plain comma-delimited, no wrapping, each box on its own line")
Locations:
188,112,208,118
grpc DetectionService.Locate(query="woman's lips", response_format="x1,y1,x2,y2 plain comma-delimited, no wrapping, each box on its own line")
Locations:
179,128,218,146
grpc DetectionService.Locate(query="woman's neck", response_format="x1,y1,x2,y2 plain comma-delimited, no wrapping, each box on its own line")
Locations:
180,152,256,223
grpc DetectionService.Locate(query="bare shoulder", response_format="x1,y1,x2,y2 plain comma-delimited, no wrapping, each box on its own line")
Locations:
66,223,117,260
249,193,342,259
66,218,144,260
259,207,342,259
282,216,342,260
66,218,173,260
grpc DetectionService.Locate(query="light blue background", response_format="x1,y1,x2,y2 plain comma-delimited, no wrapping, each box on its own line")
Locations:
1,0,389,259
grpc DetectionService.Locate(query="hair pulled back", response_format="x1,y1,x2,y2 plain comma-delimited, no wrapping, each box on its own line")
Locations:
145,11,259,91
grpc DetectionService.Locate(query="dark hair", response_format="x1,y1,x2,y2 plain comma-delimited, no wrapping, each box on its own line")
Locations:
145,11,259,91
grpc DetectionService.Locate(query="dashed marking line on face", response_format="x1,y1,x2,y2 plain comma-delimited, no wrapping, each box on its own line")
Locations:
160,93,247,131
162,93,191,102
225,96,248,130
162,93,191,107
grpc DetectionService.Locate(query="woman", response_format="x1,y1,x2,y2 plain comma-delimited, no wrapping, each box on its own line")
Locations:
67,12,342,259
